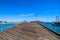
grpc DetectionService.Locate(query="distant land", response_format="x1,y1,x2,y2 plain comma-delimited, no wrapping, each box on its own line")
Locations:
0,21,19,24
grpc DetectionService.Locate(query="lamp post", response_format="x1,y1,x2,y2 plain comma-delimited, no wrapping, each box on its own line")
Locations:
56,16,59,22
34,14,38,21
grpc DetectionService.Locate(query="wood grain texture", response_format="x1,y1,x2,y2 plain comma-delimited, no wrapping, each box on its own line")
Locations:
0,23,60,40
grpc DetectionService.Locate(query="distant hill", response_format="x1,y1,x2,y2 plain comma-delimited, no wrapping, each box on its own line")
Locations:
0,21,8,24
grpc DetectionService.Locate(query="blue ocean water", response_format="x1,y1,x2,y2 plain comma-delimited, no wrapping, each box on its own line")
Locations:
40,22,60,35
0,24,16,32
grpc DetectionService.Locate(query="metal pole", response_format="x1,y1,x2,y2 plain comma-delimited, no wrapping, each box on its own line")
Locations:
56,16,59,22
35,15,37,21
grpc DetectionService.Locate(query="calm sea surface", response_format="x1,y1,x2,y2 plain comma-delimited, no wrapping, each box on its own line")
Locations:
0,24,16,32
40,22,60,35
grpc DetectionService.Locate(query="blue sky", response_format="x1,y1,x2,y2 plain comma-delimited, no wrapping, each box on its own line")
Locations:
0,0,60,22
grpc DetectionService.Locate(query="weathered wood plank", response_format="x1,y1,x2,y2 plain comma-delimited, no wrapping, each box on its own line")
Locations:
0,23,60,40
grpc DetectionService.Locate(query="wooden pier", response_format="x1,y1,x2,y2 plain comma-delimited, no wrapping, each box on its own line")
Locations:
0,23,60,40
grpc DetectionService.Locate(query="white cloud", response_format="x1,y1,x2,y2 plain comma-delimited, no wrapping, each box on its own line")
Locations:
18,13,35,16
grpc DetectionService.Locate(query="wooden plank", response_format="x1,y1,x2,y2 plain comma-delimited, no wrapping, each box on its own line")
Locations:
0,23,60,40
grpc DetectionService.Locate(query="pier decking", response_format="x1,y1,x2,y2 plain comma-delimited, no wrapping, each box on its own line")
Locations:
0,23,60,40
